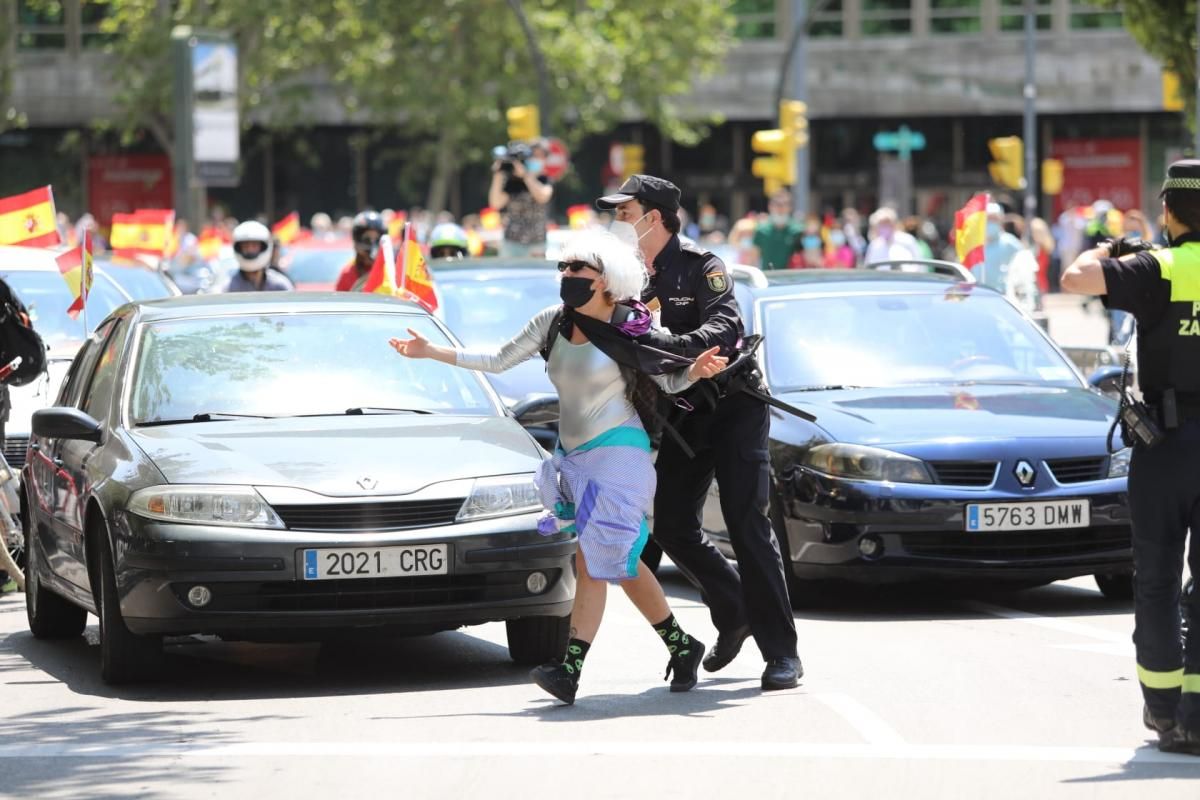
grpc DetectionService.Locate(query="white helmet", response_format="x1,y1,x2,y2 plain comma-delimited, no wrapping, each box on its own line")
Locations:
232,220,273,272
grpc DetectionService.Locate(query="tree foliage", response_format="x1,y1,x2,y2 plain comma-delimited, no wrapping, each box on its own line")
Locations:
1093,0,1198,127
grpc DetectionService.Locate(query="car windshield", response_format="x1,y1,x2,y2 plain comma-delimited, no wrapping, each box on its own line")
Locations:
3,269,128,346
761,290,1081,391
129,312,497,424
285,248,351,284
100,263,174,300
438,274,559,348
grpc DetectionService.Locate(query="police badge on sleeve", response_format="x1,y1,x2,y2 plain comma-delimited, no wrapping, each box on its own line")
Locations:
706,270,728,292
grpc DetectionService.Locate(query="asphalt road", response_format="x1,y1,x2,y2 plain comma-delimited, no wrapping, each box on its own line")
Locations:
1,568,1198,800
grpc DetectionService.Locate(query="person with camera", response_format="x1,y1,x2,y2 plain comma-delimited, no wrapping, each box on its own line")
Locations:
595,174,802,692
335,210,387,292
489,141,553,258
1061,159,1200,756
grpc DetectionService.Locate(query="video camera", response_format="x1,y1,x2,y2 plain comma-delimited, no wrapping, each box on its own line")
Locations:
492,142,534,176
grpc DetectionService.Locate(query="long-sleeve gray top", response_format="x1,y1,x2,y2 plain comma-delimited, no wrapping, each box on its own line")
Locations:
455,306,695,451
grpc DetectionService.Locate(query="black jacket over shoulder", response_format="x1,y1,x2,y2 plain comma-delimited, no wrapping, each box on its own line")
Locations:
642,235,744,358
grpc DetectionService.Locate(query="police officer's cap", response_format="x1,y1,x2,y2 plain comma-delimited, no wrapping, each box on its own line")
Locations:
596,174,681,212
1161,159,1200,195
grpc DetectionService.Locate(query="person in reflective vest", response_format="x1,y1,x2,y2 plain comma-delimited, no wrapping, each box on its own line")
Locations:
1061,159,1200,756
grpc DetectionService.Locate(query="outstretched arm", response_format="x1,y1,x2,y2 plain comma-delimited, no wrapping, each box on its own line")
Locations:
390,306,558,374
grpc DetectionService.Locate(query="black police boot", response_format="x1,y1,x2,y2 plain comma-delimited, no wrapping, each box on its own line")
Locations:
761,657,803,691
1158,726,1200,756
664,639,706,693
1144,705,1175,734
702,623,752,673
530,662,579,705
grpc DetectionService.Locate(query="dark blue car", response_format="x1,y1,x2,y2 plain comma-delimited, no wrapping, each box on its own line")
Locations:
705,262,1132,605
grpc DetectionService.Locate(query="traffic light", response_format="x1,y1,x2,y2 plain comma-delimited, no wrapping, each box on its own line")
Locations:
988,136,1025,190
621,144,645,181
1041,158,1064,196
506,105,540,142
780,100,808,150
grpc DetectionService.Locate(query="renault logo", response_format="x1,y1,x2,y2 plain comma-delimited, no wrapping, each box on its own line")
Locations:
1014,460,1036,487
356,476,378,491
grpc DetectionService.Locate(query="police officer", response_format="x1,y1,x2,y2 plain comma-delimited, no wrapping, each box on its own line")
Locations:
335,211,386,292
1061,159,1200,755
595,174,801,691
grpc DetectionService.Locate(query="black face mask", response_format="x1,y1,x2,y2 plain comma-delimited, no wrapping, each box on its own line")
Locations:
559,276,596,308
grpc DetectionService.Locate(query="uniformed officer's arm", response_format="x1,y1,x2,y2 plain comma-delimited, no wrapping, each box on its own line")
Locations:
1061,243,1112,295
655,256,742,356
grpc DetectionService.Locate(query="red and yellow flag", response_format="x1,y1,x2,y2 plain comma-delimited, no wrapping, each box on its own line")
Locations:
567,204,592,230
361,226,438,312
111,209,175,259
272,211,301,245
0,185,60,247
479,206,501,231
953,193,989,271
387,212,408,241
54,229,94,320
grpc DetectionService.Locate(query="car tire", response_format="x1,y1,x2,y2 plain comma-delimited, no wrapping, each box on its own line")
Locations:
94,524,163,684
1095,572,1134,602
506,614,570,665
771,494,822,609
24,512,87,640
639,539,663,574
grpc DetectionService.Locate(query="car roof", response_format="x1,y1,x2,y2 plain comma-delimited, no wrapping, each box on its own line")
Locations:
127,291,430,322
734,263,990,298
428,257,556,279
0,244,69,270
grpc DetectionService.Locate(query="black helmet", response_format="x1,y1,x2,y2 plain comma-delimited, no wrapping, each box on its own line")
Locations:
351,210,386,242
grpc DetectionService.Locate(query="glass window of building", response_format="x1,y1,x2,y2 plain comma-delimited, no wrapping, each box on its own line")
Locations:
733,0,777,39
862,0,912,36
16,0,66,49
930,0,982,35
810,0,844,38
81,0,115,48
1069,1,1123,30
999,0,1053,32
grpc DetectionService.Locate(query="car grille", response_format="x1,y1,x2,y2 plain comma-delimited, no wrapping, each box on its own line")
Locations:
1046,457,1107,484
928,461,998,487
178,569,562,613
3,437,28,470
901,528,1130,561
273,499,467,532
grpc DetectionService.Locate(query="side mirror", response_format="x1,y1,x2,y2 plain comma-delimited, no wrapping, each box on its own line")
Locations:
32,407,103,443
1088,364,1126,398
511,394,559,427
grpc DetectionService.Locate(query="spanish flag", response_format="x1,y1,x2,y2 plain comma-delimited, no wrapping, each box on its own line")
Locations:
362,225,438,312
272,211,301,245
111,209,175,259
387,212,408,241
54,229,94,320
479,206,501,231
953,193,989,271
0,185,60,248
398,223,437,312
567,204,592,230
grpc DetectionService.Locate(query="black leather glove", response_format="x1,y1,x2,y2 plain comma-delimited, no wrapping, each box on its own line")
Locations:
1104,236,1159,258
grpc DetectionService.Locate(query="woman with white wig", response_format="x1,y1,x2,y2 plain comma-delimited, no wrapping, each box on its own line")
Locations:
390,229,726,705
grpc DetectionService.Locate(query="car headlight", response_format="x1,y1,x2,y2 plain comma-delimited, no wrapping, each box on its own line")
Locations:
129,485,284,528
1108,447,1132,478
801,443,933,484
457,474,542,521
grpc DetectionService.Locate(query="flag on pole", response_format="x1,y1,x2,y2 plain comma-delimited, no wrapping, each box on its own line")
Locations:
271,211,301,245
952,193,989,271
0,185,60,247
54,229,94,320
398,222,437,312
111,209,175,259
479,207,501,231
361,226,438,312
362,234,399,295
387,212,408,241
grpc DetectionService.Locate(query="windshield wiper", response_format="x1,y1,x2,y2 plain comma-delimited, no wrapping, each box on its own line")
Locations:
136,412,277,428
779,385,868,393
303,407,436,416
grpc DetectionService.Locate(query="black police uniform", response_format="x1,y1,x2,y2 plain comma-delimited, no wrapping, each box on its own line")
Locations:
1099,160,1200,750
644,234,797,661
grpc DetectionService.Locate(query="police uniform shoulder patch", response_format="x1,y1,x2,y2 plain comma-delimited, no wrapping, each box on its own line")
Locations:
679,241,714,258
706,270,728,293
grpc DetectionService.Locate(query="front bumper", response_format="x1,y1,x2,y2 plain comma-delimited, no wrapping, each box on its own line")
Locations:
781,469,1131,584
114,511,576,636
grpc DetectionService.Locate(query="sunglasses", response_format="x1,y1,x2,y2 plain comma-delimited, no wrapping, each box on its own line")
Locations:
557,260,602,274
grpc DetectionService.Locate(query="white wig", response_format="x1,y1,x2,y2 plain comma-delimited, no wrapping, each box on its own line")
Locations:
559,229,647,303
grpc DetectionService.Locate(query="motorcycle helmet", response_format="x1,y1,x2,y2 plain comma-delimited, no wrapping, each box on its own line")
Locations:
428,223,469,259
232,220,273,272
352,210,386,260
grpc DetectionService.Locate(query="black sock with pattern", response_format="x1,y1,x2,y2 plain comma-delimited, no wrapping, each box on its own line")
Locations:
562,637,591,677
652,614,692,659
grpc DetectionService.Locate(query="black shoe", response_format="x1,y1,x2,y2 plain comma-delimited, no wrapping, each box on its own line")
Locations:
1144,705,1175,734
664,638,706,693
761,657,803,691
1158,725,1200,756
702,623,751,673
531,662,579,705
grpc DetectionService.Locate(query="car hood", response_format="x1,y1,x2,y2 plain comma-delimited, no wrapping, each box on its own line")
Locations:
129,414,544,496
775,384,1116,446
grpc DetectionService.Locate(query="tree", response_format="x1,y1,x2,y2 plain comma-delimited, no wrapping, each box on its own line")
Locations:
1093,0,1198,129
0,0,26,134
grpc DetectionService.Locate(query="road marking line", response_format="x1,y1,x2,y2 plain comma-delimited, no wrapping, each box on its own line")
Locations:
965,601,1129,644
813,692,906,745
0,741,1196,765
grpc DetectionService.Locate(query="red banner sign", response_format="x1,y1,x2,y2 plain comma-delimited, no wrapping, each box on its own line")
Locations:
1051,138,1142,215
88,154,173,227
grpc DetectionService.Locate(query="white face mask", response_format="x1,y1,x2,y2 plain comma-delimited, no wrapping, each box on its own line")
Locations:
609,212,652,248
